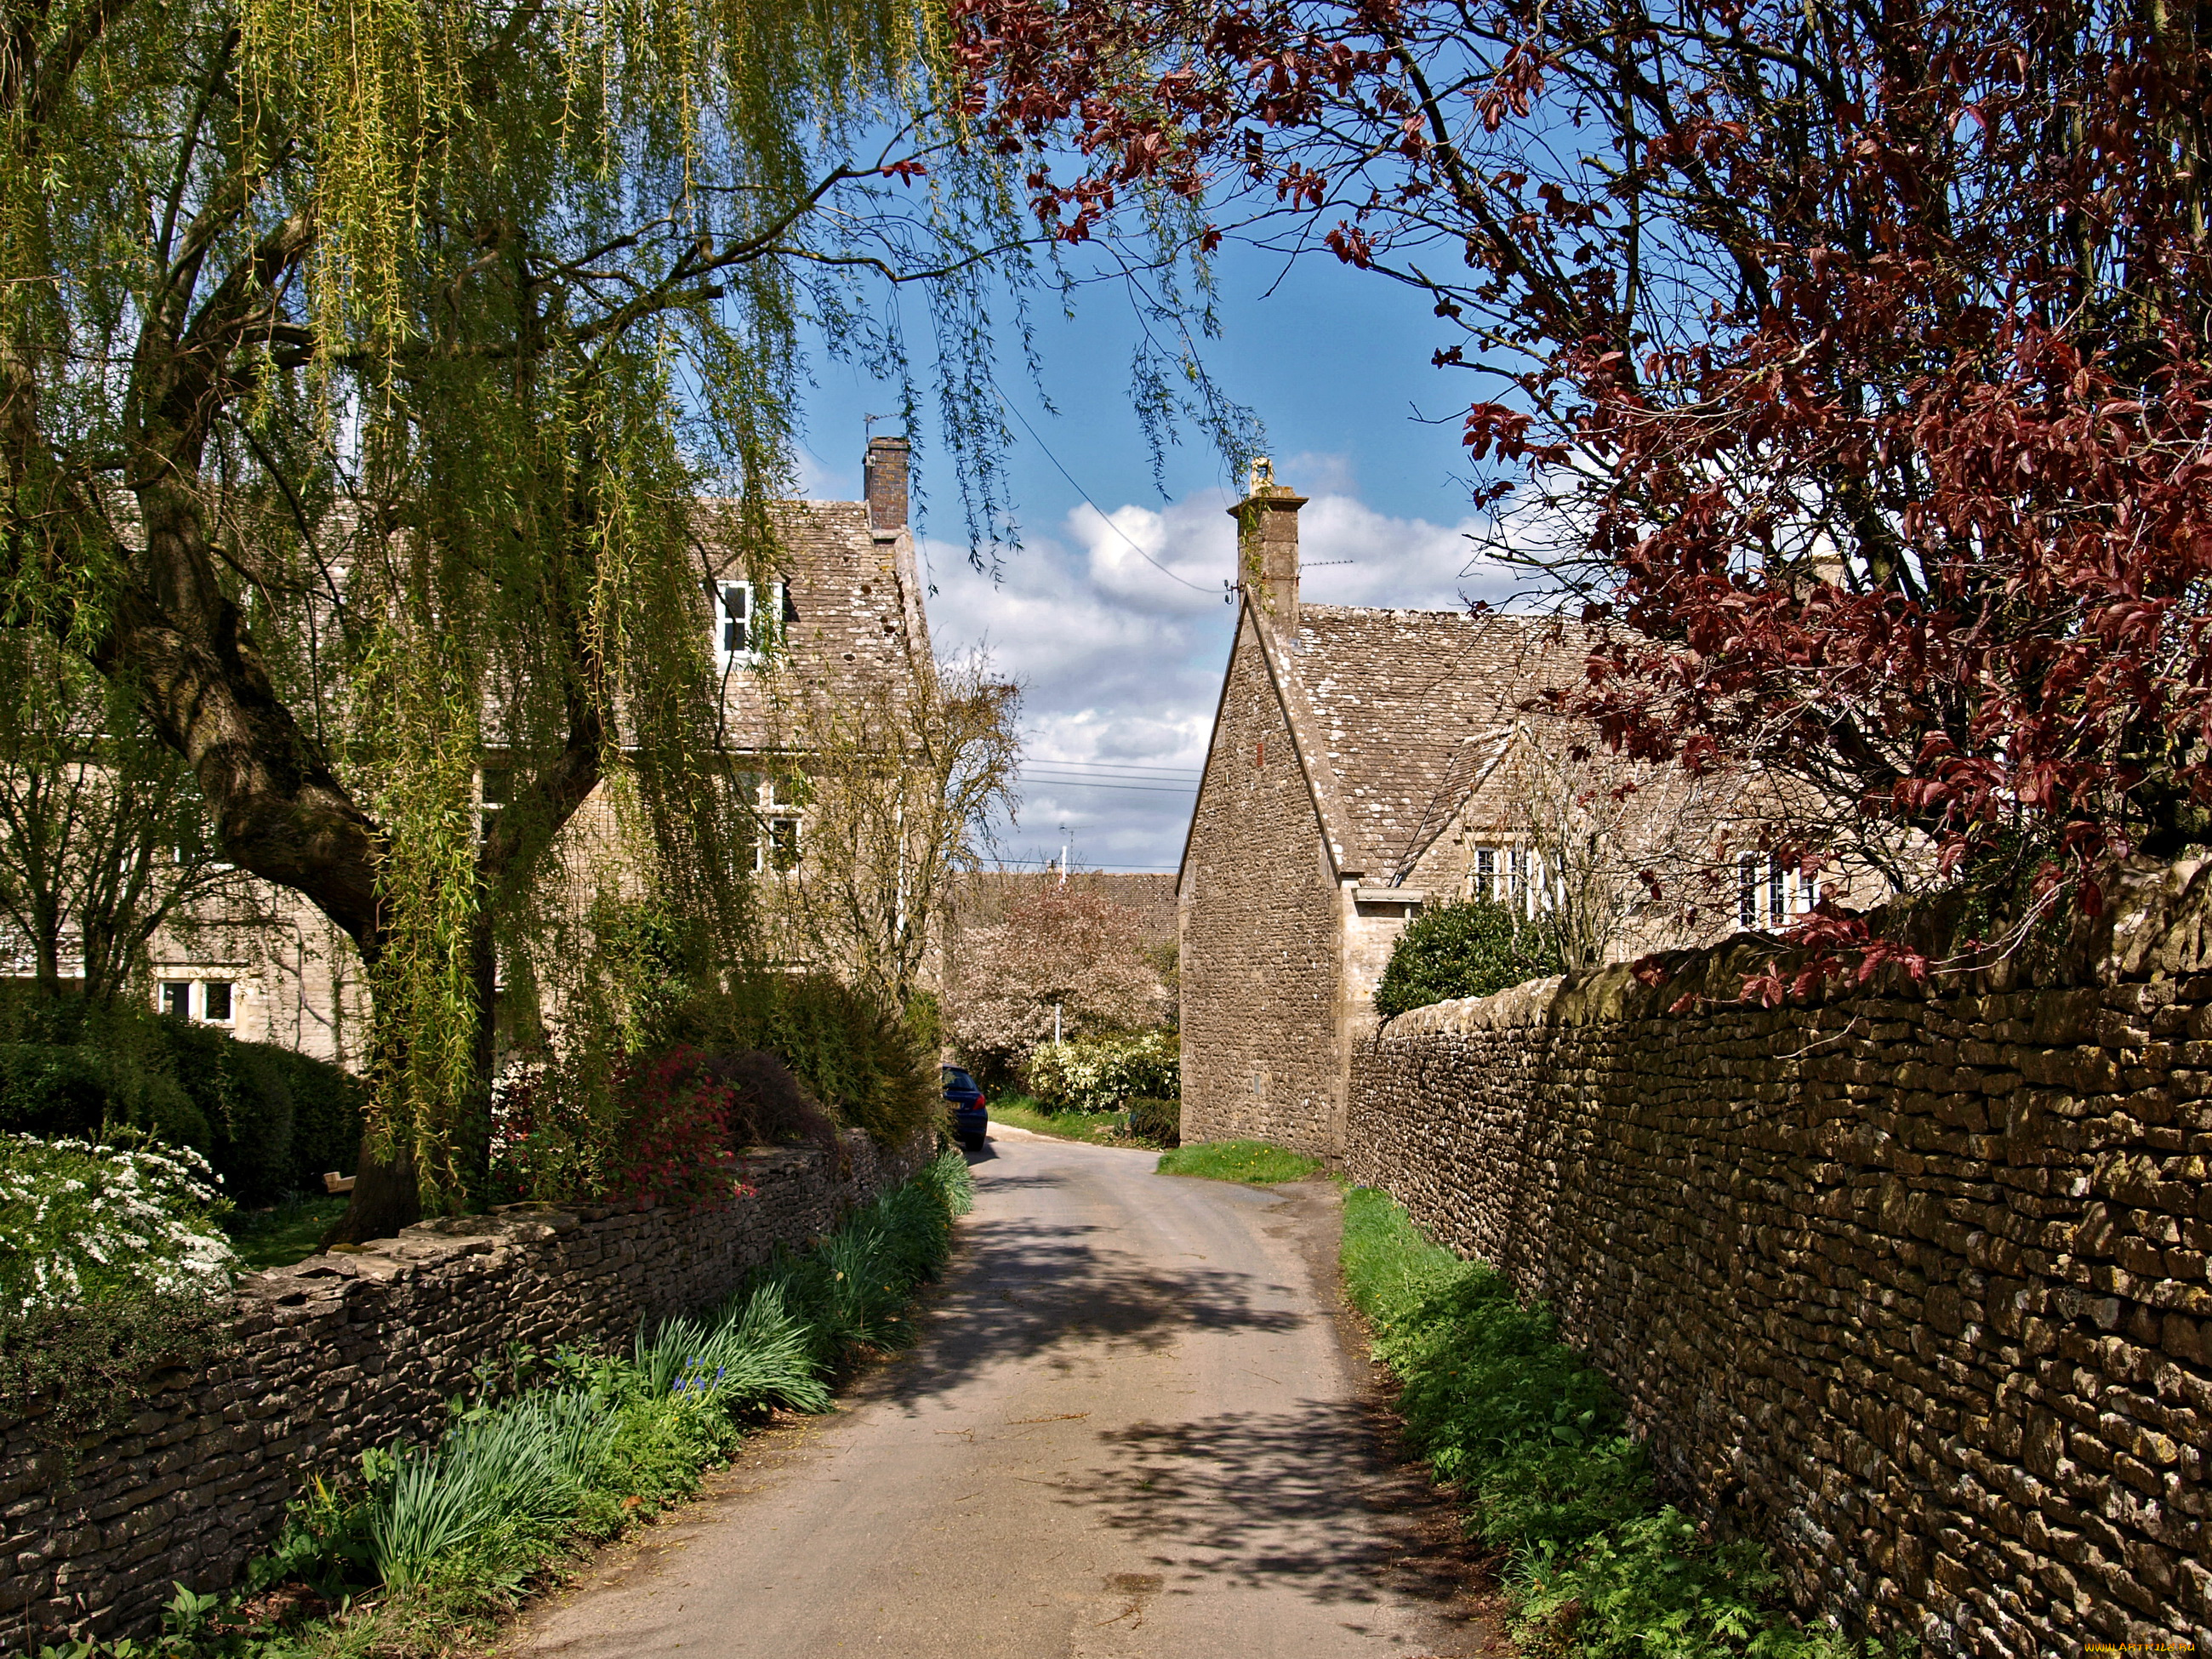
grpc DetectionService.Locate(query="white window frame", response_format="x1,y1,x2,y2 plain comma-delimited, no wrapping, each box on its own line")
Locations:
1737,852,1815,931
766,815,801,871
158,978,237,1023
479,766,511,842
714,579,786,664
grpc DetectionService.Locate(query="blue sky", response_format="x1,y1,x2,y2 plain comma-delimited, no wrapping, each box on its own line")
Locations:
793,241,1521,873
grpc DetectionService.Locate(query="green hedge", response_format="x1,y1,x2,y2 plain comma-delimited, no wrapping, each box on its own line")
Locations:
1372,898,1562,1019
760,976,938,1146
0,1001,362,1206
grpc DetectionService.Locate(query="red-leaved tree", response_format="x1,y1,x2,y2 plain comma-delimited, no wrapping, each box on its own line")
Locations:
955,0,2212,976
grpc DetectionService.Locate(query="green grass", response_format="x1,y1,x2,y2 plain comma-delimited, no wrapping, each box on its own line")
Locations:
1155,1139,1321,1185
58,1152,978,1659
1338,1188,1897,1658
223,1195,353,1272
985,1092,1128,1144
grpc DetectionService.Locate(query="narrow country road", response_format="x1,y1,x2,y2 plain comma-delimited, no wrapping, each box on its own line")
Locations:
505,1131,1494,1658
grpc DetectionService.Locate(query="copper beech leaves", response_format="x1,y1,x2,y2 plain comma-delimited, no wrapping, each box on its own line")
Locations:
959,0,2212,998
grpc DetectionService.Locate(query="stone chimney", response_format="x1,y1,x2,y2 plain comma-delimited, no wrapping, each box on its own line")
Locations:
1229,458,1307,634
864,434,910,537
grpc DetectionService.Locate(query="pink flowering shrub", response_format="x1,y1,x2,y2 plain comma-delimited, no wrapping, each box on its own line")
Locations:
487,1045,751,1210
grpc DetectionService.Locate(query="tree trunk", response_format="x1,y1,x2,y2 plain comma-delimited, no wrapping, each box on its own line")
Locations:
464,914,499,1198
323,1132,422,1247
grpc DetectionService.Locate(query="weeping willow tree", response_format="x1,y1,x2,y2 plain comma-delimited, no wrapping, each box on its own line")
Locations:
0,0,1210,1239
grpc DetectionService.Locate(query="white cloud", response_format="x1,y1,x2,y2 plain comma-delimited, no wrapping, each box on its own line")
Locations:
921,481,1507,871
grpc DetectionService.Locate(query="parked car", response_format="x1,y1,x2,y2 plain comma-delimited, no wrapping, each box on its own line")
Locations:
942,1066,988,1151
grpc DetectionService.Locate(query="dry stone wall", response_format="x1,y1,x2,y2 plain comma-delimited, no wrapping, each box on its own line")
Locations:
1347,861,2212,1658
0,1131,929,1650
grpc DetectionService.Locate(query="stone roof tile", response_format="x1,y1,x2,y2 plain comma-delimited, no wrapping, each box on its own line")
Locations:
1280,607,1592,878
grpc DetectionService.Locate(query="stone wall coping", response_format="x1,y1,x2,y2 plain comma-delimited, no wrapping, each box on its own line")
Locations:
1371,852,2212,1040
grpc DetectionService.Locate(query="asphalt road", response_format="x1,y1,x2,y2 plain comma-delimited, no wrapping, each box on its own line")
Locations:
505,1130,1493,1659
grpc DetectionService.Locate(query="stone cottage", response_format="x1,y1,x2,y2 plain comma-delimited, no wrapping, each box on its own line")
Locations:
1175,466,1844,1155
140,435,935,1064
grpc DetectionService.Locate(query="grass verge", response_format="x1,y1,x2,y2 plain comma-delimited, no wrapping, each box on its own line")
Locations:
985,1093,1127,1144
1340,1186,1897,1659
986,1093,1176,1149
45,1149,977,1659
223,1196,353,1273
1155,1139,1320,1185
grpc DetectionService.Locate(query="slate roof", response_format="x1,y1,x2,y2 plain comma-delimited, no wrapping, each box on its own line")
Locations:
1266,606,1594,881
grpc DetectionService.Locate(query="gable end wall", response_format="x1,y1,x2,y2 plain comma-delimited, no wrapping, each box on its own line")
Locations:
1178,613,1343,1152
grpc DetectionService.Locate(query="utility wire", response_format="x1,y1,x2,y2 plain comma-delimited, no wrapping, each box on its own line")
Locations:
989,854,1182,871
1000,399,1217,595
1025,757,1204,777
1023,776,1199,795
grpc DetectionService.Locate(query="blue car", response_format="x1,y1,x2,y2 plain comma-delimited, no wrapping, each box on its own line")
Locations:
943,1065,988,1151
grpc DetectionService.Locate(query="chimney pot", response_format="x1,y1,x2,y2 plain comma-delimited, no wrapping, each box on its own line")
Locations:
864,435,910,535
1228,458,1307,635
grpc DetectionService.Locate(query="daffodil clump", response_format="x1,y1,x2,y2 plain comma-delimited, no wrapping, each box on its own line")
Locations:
0,1135,237,1314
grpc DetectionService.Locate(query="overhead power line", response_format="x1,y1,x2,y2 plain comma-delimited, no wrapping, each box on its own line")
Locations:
1025,758,1203,778
1000,400,1216,595
1023,775,1199,795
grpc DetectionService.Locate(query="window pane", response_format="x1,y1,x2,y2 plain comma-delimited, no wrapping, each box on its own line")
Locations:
161,981,190,1019
1738,854,1758,928
719,583,750,654
202,981,233,1021
769,818,800,870
1770,858,1786,926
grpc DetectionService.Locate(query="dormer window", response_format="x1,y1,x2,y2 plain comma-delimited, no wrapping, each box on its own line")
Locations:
715,579,785,663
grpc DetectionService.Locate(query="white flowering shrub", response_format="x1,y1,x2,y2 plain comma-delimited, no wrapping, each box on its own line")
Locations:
1023,1032,1178,1114
0,1135,237,1312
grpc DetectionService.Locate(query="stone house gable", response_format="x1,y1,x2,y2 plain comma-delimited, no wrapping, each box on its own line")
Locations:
1275,605,1595,883
1177,601,1348,1149
1177,470,1602,1155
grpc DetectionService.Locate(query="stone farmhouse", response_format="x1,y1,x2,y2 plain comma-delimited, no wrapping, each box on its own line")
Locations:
1176,466,1846,1154
138,436,934,1065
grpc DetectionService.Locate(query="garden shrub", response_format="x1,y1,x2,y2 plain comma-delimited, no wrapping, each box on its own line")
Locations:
1371,898,1563,1019
0,1133,235,1308
1125,1096,1180,1147
1024,1030,1177,1113
487,1045,750,1208
0,1134,240,1442
697,1048,841,1157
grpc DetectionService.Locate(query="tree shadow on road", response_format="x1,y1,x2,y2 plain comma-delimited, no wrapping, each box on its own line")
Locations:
1058,1404,1474,1621
869,1211,1310,1403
